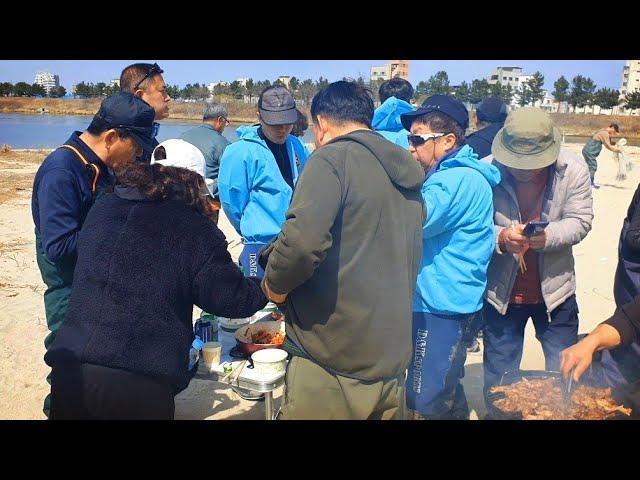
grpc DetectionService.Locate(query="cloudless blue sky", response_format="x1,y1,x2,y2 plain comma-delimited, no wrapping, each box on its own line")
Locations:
0,59,627,91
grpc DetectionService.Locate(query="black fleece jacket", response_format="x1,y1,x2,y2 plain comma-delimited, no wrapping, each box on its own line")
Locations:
45,186,267,393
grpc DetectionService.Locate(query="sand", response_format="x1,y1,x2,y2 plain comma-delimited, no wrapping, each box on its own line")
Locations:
1,144,638,420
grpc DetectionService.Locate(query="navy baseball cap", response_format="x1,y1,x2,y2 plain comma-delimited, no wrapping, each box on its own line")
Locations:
93,92,156,152
477,97,508,123
401,94,469,131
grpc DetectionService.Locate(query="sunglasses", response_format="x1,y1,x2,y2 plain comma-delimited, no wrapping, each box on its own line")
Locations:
133,63,164,91
407,132,446,147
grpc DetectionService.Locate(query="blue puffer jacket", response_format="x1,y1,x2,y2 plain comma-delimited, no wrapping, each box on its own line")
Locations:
218,125,309,244
372,97,415,149
414,144,501,315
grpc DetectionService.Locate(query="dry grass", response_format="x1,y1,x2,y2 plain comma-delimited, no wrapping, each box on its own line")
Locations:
550,113,640,138
0,172,33,205
0,97,309,123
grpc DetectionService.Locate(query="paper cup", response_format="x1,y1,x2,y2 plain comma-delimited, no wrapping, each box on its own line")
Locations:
202,342,221,368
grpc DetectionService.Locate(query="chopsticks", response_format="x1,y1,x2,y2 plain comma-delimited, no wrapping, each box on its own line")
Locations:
219,359,248,384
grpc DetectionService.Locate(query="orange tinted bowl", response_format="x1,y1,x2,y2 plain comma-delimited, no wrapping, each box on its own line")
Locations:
235,321,285,355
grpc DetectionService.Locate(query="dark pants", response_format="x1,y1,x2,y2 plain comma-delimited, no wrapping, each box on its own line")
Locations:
406,311,476,420
50,362,175,420
482,295,579,398
35,234,75,419
239,243,266,279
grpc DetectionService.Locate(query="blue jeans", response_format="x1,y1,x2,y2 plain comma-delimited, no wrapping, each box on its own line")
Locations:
406,311,477,419
239,242,266,279
482,295,579,399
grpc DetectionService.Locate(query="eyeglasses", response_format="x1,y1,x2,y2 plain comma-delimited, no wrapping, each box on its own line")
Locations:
133,63,164,91
220,116,231,126
407,132,446,147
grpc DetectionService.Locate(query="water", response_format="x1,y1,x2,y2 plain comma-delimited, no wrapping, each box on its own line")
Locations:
0,113,315,149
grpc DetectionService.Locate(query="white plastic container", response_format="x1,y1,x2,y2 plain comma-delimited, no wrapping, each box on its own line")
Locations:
251,348,288,376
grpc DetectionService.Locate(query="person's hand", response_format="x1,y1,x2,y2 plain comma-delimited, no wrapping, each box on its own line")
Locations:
499,224,529,254
560,324,622,382
261,277,288,304
528,231,547,250
560,337,598,383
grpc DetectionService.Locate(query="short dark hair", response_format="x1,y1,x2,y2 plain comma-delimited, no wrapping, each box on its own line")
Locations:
610,123,620,133
411,112,466,147
310,80,374,129
379,77,414,103
120,63,160,92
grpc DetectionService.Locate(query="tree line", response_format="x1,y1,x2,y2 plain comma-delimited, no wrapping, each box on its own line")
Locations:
414,70,640,112
0,82,66,98
2,72,639,111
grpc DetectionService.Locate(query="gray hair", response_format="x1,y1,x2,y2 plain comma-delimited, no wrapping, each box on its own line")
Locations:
203,103,228,121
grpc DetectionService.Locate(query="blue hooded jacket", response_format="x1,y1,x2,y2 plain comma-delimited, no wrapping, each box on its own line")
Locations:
372,97,415,149
218,125,309,244
414,144,501,315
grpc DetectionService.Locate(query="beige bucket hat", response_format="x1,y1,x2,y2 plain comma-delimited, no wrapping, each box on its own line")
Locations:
491,107,562,170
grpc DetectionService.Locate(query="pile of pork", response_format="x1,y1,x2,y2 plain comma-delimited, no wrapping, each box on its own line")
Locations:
489,377,632,420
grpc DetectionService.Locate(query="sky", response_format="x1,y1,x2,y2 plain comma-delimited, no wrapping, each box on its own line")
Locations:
0,59,627,92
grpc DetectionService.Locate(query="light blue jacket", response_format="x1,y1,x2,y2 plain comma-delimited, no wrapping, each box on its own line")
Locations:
414,144,501,315
218,125,309,244
372,97,415,149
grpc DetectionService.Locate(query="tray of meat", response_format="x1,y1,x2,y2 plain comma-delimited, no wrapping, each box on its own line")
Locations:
486,370,634,420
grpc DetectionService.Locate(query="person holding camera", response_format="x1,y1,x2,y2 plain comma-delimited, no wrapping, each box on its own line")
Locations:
482,108,594,404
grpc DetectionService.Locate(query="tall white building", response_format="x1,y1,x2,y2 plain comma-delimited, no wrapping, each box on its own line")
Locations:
487,66,524,90
620,60,640,97
34,71,60,94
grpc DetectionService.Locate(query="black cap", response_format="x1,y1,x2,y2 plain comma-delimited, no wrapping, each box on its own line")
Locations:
610,123,620,133
93,92,156,152
477,97,508,123
401,94,469,131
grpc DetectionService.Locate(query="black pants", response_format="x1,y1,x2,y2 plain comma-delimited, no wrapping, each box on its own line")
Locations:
482,295,579,398
50,362,175,420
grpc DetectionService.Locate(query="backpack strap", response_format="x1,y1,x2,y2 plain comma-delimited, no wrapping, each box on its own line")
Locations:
59,144,101,194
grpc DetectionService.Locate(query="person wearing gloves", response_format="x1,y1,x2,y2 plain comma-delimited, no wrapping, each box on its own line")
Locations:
399,95,501,419
372,77,415,148
483,108,593,408
44,138,267,419
217,85,309,279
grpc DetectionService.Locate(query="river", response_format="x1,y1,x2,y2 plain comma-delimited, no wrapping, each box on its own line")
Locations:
0,113,315,148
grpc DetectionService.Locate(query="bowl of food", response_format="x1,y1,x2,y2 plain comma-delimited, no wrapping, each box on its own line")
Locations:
234,320,285,356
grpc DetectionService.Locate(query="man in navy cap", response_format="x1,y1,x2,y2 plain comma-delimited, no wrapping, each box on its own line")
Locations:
400,95,501,419
466,97,508,161
31,92,156,418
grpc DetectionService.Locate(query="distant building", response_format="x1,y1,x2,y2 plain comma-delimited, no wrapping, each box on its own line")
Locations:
208,81,229,93
236,77,249,88
370,60,410,82
109,79,120,88
34,71,60,94
620,60,640,97
487,66,524,90
277,76,291,88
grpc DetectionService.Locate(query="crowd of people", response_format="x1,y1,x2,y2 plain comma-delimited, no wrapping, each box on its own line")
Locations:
31,62,639,420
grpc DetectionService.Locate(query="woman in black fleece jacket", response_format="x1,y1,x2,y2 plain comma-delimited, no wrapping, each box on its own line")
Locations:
45,162,267,419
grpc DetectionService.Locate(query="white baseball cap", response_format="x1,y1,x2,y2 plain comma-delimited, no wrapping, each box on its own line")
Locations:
151,139,213,196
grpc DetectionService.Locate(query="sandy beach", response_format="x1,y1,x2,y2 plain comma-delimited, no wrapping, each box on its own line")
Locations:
1,143,638,420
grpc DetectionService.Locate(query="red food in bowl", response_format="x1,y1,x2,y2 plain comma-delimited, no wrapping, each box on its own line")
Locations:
235,321,285,356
